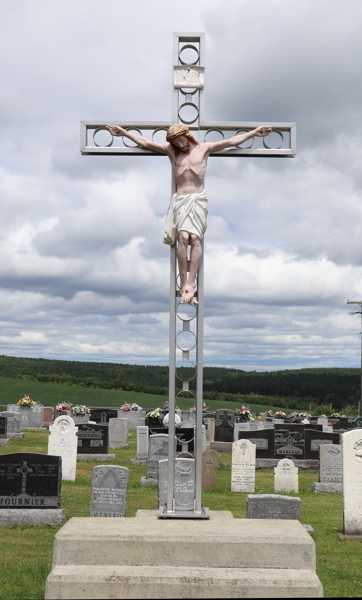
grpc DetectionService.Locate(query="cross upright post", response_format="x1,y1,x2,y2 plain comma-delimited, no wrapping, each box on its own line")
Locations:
80,32,296,519
347,299,362,418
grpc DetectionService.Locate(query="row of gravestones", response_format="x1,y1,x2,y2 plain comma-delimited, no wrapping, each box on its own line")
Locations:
213,409,342,459
136,425,206,461
1,429,362,534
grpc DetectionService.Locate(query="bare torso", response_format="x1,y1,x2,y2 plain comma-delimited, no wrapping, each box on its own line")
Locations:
168,143,209,195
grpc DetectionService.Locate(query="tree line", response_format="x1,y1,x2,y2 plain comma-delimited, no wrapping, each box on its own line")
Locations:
0,354,360,411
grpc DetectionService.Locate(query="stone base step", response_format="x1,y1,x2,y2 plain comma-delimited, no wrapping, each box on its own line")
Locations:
0,508,66,526
45,565,323,599
51,516,316,570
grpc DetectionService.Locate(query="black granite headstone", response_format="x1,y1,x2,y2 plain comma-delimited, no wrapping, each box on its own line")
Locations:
338,417,349,430
0,452,61,508
0,416,7,439
274,424,305,459
215,409,235,443
90,409,118,424
305,424,323,431
149,427,194,452
238,429,275,459
77,424,109,454
304,429,340,459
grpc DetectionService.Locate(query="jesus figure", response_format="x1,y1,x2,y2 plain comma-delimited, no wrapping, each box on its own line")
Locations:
106,123,271,305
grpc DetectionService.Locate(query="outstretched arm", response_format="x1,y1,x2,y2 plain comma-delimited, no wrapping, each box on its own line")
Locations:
106,125,169,154
205,126,272,154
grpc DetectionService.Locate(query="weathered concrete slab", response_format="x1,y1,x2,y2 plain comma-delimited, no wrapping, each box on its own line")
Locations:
312,482,342,494
0,508,66,526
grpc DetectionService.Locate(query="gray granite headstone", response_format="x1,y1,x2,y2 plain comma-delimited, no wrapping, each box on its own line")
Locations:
247,494,301,520
91,465,128,517
109,418,128,448
148,434,175,481
71,415,89,425
159,458,195,511
320,444,342,483
0,412,21,434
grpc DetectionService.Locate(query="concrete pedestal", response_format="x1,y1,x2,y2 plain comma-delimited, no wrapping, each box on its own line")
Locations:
45,512,323,598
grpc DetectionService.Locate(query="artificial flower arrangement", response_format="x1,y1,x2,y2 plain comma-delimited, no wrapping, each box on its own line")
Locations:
131,403,142,411
120,404,132,411
17,395,38,407
71,404,91,416
146,409,162,419
190,402,209,413
163,401,169,411
274,411,286,417
56,402,73,411
233,407,253,417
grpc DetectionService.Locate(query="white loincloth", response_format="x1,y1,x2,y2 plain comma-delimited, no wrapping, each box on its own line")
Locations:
163,191,208,245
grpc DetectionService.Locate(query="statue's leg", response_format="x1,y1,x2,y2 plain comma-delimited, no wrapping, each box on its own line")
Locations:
177,230,190,303
187,234,201,305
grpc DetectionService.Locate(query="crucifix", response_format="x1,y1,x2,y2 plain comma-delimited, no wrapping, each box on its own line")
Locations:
80,32,296,518
16,461,33,494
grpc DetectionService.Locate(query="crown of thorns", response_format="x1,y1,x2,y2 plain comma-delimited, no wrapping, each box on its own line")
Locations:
166,124,197,143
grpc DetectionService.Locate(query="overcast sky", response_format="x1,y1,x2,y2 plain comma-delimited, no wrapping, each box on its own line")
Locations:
1,0,362,371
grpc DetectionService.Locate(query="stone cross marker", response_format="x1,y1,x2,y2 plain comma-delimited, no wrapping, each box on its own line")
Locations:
274,458,299,493
81,32,295,518
91,465,129,517
342,429,362,535
48,416,78,481
215,409,236,443
202,449,220,490
232,439,256,493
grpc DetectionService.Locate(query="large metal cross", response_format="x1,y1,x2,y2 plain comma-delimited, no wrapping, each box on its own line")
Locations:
80,32,296,519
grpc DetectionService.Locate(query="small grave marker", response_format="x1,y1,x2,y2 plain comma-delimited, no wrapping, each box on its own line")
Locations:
215,409,235,443
202,449,220,489
274,458,299,493
159,458,195,511
248,494,301,520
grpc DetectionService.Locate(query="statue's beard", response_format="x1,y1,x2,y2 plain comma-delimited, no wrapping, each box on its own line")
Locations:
179,141,190,152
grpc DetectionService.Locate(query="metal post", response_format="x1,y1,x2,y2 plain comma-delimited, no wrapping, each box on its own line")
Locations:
195,240,204,512
347,300,362,417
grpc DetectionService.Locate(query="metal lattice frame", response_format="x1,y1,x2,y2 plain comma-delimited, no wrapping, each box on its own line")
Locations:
80,32,296,519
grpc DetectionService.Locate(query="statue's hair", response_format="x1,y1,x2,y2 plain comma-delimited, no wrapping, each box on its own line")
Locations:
166,124,199,147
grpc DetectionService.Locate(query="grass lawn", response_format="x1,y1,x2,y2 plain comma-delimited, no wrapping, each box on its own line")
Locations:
0,432,361,599
0,375,298,414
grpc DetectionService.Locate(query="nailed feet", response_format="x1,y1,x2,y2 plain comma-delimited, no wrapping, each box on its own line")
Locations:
181,281,198,305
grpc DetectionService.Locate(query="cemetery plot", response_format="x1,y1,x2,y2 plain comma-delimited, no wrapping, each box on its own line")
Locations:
91,465,128,517
0,412,21,434
0,453,61,508
77,424,109,454
274,424,305,459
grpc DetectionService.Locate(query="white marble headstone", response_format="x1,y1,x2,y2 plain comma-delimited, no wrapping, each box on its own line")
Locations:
137,426,149,458
342,430,362,534
48,416,78,481
320,444,342,483
231,439,256,493
274,458,299,493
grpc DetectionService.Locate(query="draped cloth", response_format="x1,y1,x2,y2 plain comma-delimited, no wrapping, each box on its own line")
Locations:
163,191,208,245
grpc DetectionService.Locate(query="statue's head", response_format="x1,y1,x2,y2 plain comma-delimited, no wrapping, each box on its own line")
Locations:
166,124,198,151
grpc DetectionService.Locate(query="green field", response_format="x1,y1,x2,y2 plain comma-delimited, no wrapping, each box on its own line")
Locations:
0,375,298,414
0,432,361,599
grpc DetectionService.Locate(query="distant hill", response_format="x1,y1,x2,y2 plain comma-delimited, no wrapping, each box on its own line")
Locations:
0,354,359,411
